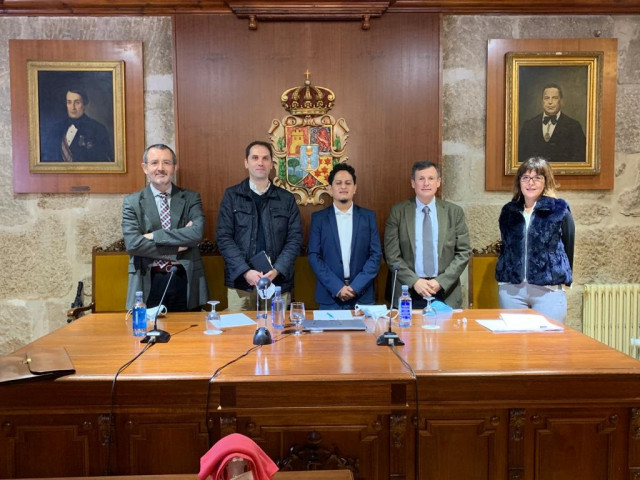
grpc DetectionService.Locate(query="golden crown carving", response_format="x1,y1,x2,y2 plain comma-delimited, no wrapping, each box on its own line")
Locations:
281,71,335,116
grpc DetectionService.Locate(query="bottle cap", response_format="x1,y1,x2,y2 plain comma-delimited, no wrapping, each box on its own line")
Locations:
401,284,409,290
275,286,282,293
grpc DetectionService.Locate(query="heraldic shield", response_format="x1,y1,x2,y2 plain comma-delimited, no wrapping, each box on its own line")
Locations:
269,73,349,205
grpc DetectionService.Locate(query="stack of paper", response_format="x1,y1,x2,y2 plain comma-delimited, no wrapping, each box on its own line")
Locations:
477,313,563,332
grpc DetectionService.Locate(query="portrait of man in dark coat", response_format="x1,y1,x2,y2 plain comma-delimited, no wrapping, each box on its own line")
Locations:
518,83,586,163
36,70,115,164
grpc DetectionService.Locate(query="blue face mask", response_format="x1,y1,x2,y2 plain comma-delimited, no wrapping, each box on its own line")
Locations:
355,304,389,319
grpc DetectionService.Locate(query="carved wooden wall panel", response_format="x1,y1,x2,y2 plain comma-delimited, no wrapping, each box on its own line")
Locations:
174,13,440,240
219,412,392,480
116,413,209,475
524,408,626,480
0,414,103,478
417,409,508,480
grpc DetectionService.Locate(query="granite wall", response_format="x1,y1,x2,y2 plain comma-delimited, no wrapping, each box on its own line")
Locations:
1,14,638,354
442,15,640,330
0,17,175,354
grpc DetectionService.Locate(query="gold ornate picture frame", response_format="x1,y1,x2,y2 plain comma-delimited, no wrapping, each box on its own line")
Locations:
485,38,617,191
505,51,602,176
27,60,126,173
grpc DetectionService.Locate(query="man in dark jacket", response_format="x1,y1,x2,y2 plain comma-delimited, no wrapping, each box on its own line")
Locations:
216,141,303,310
518,83,586,163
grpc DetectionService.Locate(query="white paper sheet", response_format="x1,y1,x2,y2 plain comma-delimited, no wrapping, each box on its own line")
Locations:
477,313,563,332
214,313,257,328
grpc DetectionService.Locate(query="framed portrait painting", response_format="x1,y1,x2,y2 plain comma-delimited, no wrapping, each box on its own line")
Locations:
504,51,602,176
485,38,617,191
10,40,144,194
28,61,126,173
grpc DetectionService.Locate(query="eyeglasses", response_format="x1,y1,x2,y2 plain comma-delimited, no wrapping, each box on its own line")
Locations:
520,175,544,184
146,160,174,168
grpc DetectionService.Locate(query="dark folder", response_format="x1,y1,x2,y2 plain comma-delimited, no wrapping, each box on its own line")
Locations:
249,250,273,273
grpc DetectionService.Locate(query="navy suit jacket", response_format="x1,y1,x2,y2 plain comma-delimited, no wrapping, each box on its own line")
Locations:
308,204,382,307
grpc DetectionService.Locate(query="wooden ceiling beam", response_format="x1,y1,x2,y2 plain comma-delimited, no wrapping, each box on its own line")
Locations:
2,0,640,15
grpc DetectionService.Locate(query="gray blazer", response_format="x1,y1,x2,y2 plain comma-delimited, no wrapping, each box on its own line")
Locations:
122,184,209,310
384,198,471,308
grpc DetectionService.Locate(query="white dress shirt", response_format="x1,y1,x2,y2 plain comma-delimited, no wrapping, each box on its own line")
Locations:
334,204,354,279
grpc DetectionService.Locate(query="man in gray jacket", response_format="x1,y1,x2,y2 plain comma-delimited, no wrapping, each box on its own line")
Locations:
122,144,209,311
384,161,471,309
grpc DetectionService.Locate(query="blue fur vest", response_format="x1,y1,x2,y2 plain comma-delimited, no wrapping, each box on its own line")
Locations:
495,196,573,286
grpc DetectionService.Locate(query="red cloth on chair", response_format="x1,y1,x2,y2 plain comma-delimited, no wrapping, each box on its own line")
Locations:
198,433,279,480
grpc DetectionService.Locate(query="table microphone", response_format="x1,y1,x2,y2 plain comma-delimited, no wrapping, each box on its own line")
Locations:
377,263,404,346
141,265,177,344
253,277,273,345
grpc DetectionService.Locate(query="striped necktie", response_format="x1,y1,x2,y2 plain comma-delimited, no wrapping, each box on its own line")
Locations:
156,193,171,268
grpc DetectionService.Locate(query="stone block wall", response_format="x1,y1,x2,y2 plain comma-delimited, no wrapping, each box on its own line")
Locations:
0,17,175,353
442,15,640,330
1,14,639,353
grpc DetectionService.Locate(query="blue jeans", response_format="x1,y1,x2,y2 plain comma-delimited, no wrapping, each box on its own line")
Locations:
498,282,567,323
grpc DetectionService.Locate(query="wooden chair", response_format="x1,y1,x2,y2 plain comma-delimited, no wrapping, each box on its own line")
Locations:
67,242,388,321
468,252,499,309
67,241,228,321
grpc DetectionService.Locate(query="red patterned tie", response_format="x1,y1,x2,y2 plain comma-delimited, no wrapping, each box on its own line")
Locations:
156,192,171,268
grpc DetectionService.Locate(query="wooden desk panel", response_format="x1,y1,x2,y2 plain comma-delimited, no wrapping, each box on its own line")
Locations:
22,472,353,480
2,310,640,480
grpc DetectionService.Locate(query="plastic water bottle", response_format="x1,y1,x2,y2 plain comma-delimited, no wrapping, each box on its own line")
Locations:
132,290,147,337
271,286,285,329
398,285,412,327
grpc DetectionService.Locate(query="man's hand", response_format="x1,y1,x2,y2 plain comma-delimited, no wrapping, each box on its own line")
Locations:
243,269,263,287
425,278,441,296
413,278,441,298
265,269,279,282
337,285,356,301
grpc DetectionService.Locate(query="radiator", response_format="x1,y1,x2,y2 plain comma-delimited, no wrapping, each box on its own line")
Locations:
583,284,640,357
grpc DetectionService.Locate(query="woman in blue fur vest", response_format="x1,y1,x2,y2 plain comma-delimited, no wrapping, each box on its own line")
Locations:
495,157,574,322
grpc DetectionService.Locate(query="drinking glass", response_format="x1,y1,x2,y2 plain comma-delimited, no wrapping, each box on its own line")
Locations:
290,302,306,336
204,300,223,335
421,297,439,330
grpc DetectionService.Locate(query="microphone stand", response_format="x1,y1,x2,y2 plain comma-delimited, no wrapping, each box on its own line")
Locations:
141,266,177,344
253,278,273,346
377,264,404,346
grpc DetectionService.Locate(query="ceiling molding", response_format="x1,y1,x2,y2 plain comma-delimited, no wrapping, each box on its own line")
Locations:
2,0,640,15
227,0,390,29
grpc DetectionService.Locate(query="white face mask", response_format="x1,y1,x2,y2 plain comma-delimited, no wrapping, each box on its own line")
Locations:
146,304,167,320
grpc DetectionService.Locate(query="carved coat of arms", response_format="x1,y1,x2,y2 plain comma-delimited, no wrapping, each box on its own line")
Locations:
269,73,349,205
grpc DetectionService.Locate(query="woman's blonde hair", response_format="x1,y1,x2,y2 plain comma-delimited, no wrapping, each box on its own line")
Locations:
512,157,559,202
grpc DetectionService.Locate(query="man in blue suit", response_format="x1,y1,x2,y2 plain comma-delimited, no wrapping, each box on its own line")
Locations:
308,163,382,310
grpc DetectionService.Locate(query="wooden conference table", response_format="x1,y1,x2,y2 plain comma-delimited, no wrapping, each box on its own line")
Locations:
2,309,640,480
